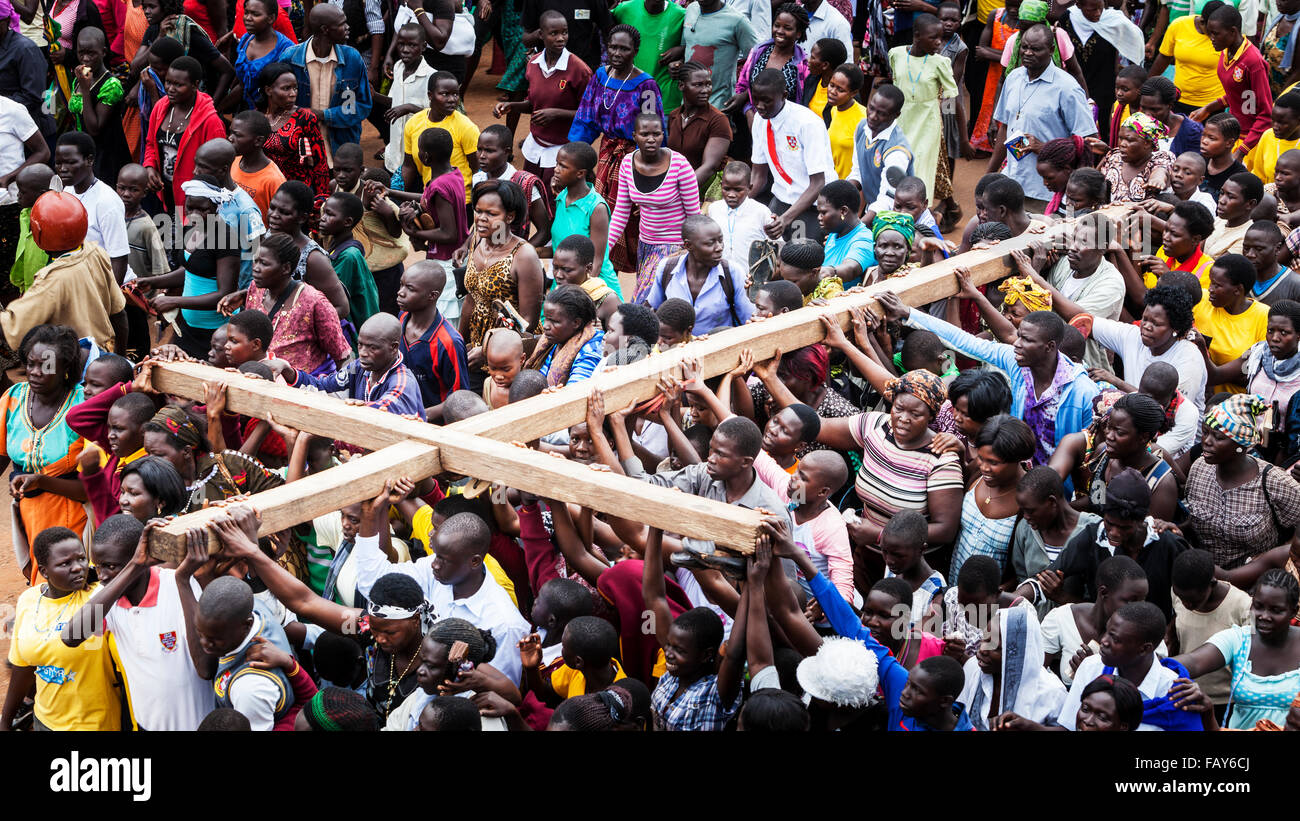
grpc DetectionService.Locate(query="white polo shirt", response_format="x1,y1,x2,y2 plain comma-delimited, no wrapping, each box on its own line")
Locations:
1058,653,1179,731
104,567,213,731
70,179,129,259
751,102,836,206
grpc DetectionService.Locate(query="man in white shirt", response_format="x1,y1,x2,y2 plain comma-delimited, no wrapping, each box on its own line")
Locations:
54,131,129,284
61,515,213,731
749,69,835,243
1058,601,1181,731
801,0,854,65
354,510,530,686
0,94,48,206
708,160,771,276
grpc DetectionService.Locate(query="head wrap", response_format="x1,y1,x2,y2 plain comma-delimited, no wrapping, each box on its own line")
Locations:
1122,112,1169,147
149,406,205,450
1204,393,1269,448
1099,467,1151,520
1020,0,1050,22
365,597,437,634
883,368,947,416
303,687,380,731
872,211,916,249
180,178,236,205
998,276,1053,312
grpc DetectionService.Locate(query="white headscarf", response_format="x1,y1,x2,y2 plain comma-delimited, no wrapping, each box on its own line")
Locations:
958,603,1067,729
180,178,235,204
1068,6,1146,65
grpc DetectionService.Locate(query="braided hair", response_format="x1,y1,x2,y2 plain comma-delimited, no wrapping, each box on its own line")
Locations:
549,685,635,731
427,617,498,664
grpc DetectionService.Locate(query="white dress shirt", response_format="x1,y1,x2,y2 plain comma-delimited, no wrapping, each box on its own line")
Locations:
805,0,854,63
708,196,771,276
1059,653,1179,730
352,533,531,686
750,101,836,205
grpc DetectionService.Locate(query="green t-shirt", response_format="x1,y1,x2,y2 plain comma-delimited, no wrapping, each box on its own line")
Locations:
330,242,381,343
683,2,757,108
613,0,687,111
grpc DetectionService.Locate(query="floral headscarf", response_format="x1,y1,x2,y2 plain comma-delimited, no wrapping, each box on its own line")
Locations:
1122,112,1169,147
883,368,947,416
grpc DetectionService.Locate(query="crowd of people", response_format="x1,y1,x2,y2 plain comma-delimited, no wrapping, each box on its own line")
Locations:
3,0,1300,734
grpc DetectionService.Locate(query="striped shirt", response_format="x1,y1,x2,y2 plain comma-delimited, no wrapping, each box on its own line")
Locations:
607,149,700,247
399,311,468,409
848,412,963,536
287,352,426,420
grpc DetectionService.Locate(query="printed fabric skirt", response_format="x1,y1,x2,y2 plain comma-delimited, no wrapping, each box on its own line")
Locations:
595,136,637,274
634,241,680,304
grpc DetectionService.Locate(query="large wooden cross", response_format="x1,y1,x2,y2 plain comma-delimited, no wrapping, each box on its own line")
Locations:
144,208,1124,562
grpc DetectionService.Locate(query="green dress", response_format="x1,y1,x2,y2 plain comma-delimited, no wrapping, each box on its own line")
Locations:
551,187,624,298
497,0,528,93
888,46,957,204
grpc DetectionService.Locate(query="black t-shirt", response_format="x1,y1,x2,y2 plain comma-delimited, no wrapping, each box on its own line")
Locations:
1049,522,1190,620
1201,159,1248,204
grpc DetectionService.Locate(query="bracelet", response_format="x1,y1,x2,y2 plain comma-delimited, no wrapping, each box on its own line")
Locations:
416,8,429,17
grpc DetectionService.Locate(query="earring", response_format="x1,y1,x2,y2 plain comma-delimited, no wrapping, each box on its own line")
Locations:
1236,447,1244,453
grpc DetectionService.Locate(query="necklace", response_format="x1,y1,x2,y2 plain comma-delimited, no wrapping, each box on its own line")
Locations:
35,588,77,637
386,649,420,708
980,477,1014,505
164,101,193,132
269,107,295,131
906,53,930,85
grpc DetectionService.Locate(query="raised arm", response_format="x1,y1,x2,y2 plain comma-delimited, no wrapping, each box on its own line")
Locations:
63,521,157,647
641,527,676,650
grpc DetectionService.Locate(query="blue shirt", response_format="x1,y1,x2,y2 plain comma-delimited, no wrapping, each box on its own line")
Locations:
645,255,755,335
540,331,605,385
992,64,1097,201
287,352,426,419
905,308,1097,460
824,221,875,283
217,187,266,290
399,311,468,408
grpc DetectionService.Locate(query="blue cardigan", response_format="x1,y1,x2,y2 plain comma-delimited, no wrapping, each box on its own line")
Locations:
281,38,373,151
905,308,1097,457
809,573,976,731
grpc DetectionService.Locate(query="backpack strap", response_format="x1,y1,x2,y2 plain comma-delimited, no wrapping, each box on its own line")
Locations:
718,259,740,328
659,251,688,293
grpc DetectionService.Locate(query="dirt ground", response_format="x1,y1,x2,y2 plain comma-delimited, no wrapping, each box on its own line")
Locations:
0,47,990,695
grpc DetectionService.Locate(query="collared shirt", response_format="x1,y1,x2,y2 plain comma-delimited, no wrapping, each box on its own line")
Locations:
651,671,742,731
992,64,1097,200
642,462,793,551
1035,519,1189,619
646,253,756,334
385,56,435,173
750,101,836,205
350,533,531,686
222,612,286,731
304,39,339,114
287,352,426,419
805,0,854,63
707,197,770,277
104,567,212,731
1061,653,1179,730
399,310,468,409
328,0,383,34
533,47,570,78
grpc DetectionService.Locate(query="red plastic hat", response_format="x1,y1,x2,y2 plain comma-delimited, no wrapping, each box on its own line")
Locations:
30,191,88,254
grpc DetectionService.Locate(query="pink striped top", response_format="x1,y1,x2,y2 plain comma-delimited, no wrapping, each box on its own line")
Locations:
607,149,701,247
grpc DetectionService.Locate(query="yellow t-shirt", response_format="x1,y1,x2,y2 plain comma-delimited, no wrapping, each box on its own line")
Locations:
1193,298,1271,393
401,109,480,201
548,658,628,699
1245,129,1300,184
807,80,829,123
977,0,1001,24
1159,16,1226,107
7,585,122,730
828,101,867,181
409,504,518,607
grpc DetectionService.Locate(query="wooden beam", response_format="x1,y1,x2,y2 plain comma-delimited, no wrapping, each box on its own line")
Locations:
148,443,443,562
430,428,764,552
147,360,437,450
451,205,1134,444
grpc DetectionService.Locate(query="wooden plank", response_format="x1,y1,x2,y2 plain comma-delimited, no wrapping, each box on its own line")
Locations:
148,443,444,562
452,205,1136,444
147,360,438,450
430,427,763,552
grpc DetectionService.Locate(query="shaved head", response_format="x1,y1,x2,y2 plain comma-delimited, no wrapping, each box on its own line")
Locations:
17,163,53,188
197,138,236,167
199,576,254,624
404,260,446,295
802,450,848,489
359,312,402,344
309,2,344,30
484,328,523,357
